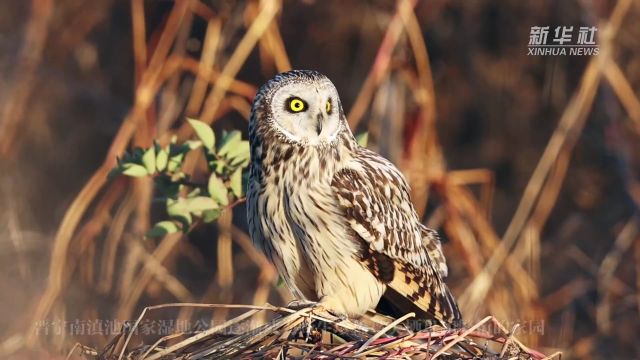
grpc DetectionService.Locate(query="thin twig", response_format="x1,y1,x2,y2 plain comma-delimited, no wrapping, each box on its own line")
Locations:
460,0,633,312
355,312,415,354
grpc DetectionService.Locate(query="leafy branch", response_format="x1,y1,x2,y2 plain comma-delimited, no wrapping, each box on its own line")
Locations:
110,118,250,237
111,118,368,238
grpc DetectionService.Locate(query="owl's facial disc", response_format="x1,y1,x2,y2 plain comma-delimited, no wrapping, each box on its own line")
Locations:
270,81,341,144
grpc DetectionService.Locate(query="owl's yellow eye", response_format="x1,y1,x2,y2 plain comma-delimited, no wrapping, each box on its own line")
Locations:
287,97,306,113
326,99,332,114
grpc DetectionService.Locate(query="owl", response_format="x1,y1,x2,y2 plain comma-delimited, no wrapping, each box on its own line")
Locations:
247,70,462,327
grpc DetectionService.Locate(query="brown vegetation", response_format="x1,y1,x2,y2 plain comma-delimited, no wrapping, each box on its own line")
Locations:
0,0,639,358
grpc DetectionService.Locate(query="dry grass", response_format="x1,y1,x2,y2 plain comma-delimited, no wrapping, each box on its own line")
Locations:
0,0,639,358
69,303,558,360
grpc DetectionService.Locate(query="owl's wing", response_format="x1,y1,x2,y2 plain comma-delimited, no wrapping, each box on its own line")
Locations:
422,226,448,278
331,149,461,327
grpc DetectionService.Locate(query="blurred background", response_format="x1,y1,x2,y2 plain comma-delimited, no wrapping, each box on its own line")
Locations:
1,0,639,358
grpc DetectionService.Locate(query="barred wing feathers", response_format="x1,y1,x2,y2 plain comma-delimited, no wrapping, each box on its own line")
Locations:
331,149,462,327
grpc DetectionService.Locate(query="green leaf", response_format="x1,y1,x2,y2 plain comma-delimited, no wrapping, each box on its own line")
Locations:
218,130,242,157
169,142,191,156
167,153,184,172
186,196,218,216
356,132,369,147
142,147,156,174
132,147,145,159
187,187,201,197
167,198,192,230
155,174,179,197
212,159,226,175
208,174,229,206
187,118,215,150
146,221,180,237
122,163,149,177
226,140,250,167
171,171,186,183
230,169,243,197
121,152,133,164
202,209,221,223
185,140,202,150
156,148,168,171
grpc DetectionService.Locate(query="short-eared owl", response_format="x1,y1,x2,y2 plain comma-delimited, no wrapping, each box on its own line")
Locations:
247,70,461,327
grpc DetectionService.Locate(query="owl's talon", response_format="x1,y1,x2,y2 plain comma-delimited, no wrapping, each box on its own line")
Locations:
319,309,348,323
287,318,323,343
333,313,349,322
286,299,319,311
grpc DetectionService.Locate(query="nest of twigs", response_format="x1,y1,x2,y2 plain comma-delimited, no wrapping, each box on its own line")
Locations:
72,303,560,360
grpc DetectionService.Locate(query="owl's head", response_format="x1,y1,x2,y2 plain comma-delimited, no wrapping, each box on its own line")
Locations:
251,70,346,145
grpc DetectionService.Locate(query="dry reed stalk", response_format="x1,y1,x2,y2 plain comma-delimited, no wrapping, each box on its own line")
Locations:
0,0,53,157
54,179,129,346
539,277,592,315
116,233,184,321
596,216,639,333
186,18,222,116
199,0,279,125
8,1,638,358
443,204,485,275
347,0,417,128
214,211,235,324
128,238,194,303
97,192,136,294
263,12,292,73
131,0,147,85
27,1,192,345
447,169,495,220
180,56,258,96
460,0,634,315
386,1,541,328
252,0,292,74
445,182,538,308
604,59,640,133
397,0,442,218
84,303,556,360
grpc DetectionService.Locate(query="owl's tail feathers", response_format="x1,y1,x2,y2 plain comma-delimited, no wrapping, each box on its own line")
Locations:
376,262,463,329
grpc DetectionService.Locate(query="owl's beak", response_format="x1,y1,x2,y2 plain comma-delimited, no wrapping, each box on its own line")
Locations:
315,113,323,135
